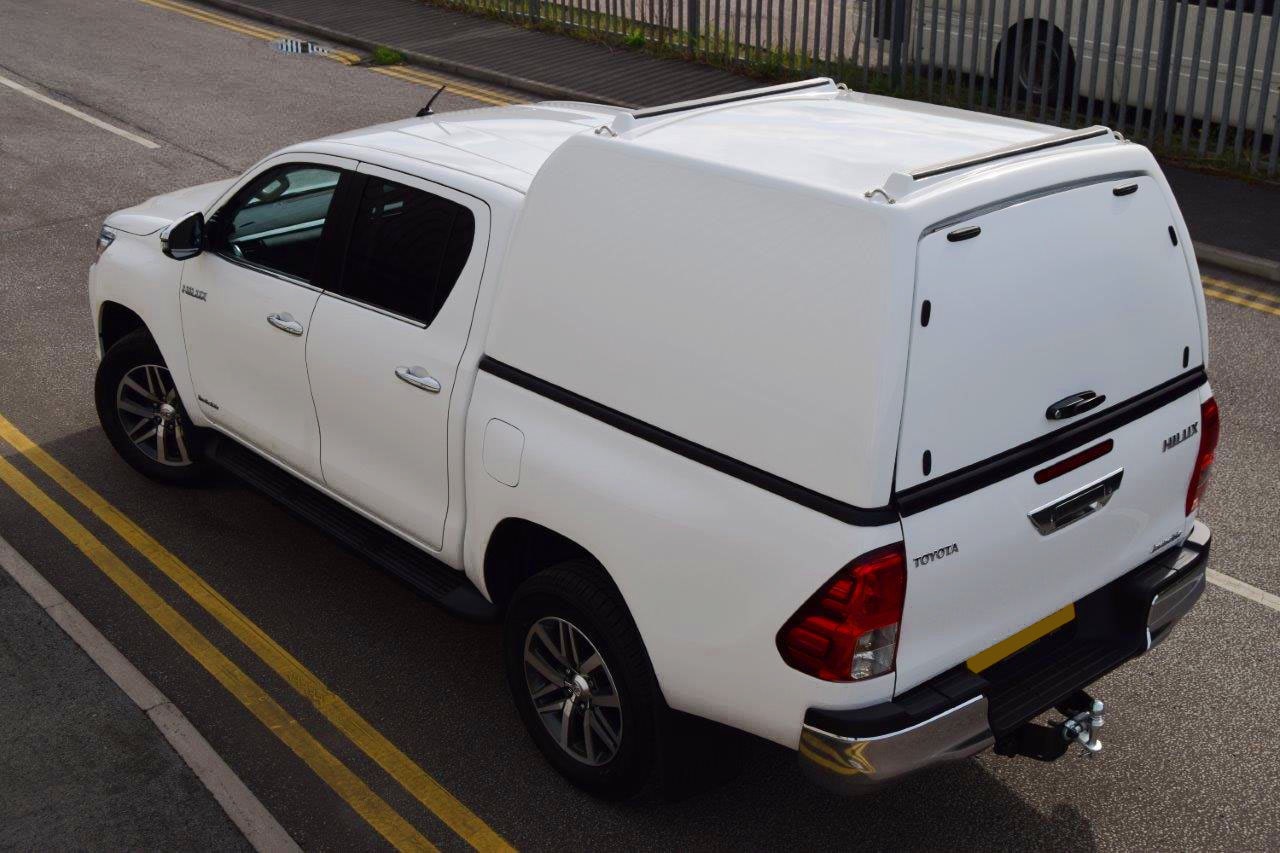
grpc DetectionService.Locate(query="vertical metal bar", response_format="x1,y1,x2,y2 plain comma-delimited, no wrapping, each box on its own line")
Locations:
875,0,888,76
926,0,940,99
968,0,983,109
800,0,810,69
913,0,925,88
824,0,835,71
1163,0,1191,146
789,0,798,66
1151,0,1178,142
955,0,969,105
1249,8,1279,169
1052,0,1072,124
942,0,955,102
837,0,848,78
1214,0,1246,154
1008,0,1027,115
1100,0,1123,127
747,0,757,60
1198,0,1227,157
1132,0,1159,139
981,0,997,108
1084,0,1106,126
888,0,902,87
1233,0,1265,159
1037,0,1056,122
994,0,1012,112
1116,0,1139,133
1269,82,1280,174
862,0,874,84
1024,0,1042,119
811,0,823,71
1180,0,1209,149
1068,0,1088,125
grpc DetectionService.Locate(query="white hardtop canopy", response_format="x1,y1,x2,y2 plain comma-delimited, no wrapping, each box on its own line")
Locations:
302,78,1119,200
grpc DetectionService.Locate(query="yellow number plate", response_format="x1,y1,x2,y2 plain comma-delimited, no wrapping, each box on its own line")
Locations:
966,603,1076,674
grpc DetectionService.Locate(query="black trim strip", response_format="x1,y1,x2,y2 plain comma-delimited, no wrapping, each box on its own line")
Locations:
895,367,1208,516
478,357,899,527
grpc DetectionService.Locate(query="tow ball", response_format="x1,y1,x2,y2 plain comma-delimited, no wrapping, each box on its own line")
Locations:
995,690,1106,762
1059,693,1105,754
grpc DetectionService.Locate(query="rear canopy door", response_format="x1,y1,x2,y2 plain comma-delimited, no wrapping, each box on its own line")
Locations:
891,176,1206,693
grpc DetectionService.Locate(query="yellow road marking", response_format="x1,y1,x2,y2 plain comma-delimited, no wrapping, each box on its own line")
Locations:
1203,286,1280,319
370,65,522,107
138,0,360,64
0,454,434,852
1202,275,1280,306
0,414,512,852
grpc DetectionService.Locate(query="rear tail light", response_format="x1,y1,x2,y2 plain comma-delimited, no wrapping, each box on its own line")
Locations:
777,543,907,682
1185,396,1220,516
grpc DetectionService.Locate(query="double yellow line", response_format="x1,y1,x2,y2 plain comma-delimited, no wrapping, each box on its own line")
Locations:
137,0,360,64
0,413,511,852
1202,274,1280,319
137,0,523,107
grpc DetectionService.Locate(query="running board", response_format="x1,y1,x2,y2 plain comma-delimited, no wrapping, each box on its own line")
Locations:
206,436,497,622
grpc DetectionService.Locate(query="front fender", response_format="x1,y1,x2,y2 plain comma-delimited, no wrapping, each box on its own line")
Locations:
90,232,206,428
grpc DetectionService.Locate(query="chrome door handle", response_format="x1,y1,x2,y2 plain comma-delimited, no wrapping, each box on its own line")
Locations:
266,313,304,336
1028,469,1124,535
395,366,442,393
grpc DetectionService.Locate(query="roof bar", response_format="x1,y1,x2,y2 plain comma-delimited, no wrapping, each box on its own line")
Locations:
631,78,837,121
909,126,1114,181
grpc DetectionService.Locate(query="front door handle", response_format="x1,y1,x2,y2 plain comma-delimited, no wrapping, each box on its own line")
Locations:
395,366,442,393
267,312,304,336
1028,468,1124,535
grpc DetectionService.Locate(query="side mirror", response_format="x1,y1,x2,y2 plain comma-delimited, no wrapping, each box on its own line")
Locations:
160,211,205,261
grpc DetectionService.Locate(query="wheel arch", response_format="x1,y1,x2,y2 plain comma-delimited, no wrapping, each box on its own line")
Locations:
482,517,619,611
98,301,150,354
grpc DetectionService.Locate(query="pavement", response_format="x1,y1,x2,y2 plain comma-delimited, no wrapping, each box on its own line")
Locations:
0,546,251,850
200,0,1280,268
0,0,1279,849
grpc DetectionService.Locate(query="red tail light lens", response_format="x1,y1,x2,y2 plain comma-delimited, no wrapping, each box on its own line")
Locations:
1186,396,1220,516
777,543,907,682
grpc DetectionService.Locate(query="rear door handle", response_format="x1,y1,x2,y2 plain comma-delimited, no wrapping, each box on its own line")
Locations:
266,312,304,336
395,366,442,393
1046,390,1106,420
1028,469,1124,535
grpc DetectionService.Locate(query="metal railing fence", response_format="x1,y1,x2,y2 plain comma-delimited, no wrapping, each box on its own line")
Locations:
447,0,1280,174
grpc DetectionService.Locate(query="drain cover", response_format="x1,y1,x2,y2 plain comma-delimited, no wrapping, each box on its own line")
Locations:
272,38,330,56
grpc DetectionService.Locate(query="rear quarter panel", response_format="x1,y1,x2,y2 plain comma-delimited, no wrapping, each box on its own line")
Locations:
463,372,904,748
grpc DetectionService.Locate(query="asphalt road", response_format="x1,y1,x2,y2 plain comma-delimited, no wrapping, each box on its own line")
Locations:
1,0,1278,849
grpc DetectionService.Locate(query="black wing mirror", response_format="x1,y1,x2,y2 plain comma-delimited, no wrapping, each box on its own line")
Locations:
160,211,205,261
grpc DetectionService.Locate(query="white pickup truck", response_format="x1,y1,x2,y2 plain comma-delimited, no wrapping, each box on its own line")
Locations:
88,78,1217,799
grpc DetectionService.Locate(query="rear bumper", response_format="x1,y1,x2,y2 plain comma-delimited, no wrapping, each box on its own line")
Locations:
799,520,1211,794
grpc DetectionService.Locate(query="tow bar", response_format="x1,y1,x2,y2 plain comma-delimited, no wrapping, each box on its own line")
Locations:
995,690,1106,762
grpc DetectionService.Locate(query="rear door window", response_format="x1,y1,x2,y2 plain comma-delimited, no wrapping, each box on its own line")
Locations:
331,177,476,326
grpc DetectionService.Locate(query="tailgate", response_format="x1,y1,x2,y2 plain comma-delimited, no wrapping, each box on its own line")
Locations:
891,176,1207,693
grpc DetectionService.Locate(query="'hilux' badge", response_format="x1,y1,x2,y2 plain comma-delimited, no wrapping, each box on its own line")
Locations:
1162,422,1198,452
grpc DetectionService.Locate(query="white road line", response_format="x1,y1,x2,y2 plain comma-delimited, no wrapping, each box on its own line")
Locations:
0,533,298,853
0,72,160,149
1207,569,1280,614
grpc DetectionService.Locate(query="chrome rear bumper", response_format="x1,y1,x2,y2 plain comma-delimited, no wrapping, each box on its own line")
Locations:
800,520,1210,794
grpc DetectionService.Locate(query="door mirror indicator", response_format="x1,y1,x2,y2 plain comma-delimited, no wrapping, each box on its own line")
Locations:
160,211,205,261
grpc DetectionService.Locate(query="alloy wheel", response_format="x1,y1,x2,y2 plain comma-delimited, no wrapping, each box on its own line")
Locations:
115,364,194,467
523,616,623,766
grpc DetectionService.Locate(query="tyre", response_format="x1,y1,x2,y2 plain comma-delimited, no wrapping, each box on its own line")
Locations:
1001,22,1075,104
503,561,662,799
94,329,209,485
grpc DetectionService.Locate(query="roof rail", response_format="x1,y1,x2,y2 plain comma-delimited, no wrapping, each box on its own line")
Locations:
628,78,837,122
908,125,1114,181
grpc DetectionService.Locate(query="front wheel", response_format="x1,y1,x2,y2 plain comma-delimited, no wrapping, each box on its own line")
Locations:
94,330,209,484
503,562,662,799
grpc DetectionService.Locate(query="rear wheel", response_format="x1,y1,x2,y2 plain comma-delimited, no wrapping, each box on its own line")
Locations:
503,561,661,799
1001,22,1075,103
94,330,209,484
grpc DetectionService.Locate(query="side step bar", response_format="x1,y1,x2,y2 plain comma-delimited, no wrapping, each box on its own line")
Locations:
206,436,497,622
